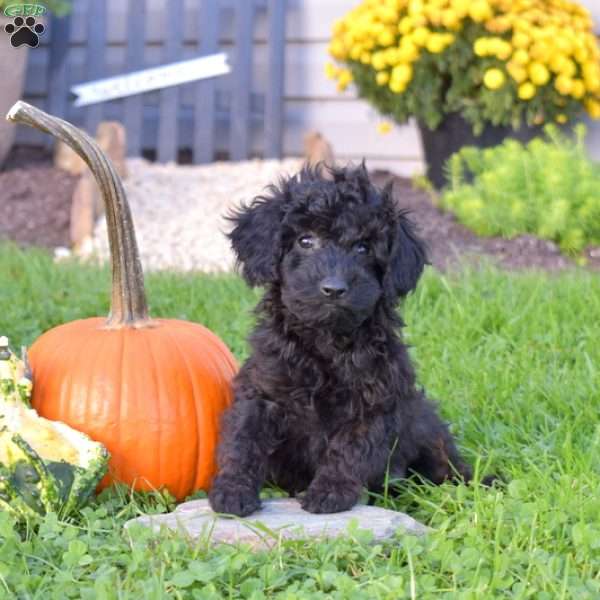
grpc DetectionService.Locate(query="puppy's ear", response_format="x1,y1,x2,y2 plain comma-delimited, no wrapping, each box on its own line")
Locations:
227,191,284,287
383,208,428,302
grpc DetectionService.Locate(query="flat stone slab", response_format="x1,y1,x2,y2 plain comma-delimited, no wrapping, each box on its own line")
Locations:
125,498,428,549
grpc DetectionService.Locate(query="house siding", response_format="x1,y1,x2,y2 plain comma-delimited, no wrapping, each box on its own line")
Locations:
17,0,600,173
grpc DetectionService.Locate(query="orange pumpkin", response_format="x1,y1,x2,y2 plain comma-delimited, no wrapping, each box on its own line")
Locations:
8,102,237,500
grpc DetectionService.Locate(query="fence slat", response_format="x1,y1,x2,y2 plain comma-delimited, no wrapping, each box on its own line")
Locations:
46,14,71,120
157,0,184,163
123,0,147,157
264,0,286,158
193,0,219,164
23,0,289,163
84,0,106,135
45,13,72,148
229,0,254,161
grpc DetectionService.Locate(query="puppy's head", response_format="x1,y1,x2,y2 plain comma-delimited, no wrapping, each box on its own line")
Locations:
228,164,427,331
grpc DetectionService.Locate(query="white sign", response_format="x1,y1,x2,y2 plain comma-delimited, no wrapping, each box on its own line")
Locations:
71,53,230,107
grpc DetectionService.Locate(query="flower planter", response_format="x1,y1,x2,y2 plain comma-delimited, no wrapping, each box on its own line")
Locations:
417,113,541,190
327,1,600,192
0,16,30,168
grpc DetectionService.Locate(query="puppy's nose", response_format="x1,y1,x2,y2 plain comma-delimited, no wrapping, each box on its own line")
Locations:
320,277,348,299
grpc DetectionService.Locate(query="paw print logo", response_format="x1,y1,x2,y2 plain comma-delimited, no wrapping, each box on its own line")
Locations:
4,16,45,48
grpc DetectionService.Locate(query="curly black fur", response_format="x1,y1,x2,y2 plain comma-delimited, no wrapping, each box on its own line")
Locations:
209,164,476,516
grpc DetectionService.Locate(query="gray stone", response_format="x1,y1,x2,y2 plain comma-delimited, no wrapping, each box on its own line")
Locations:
96,121,128,179
54,138,87,175
70,170,104,251
124,498,428,549
303,130,335,180
55,120,127,178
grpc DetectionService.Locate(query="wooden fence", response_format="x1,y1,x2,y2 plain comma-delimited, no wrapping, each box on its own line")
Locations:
21,0,287,163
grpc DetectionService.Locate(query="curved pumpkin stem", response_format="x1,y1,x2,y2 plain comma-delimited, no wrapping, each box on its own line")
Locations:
7,101,152,329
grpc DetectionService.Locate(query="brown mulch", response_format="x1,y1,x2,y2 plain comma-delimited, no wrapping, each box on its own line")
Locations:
1,149,599,272
0,147,76,249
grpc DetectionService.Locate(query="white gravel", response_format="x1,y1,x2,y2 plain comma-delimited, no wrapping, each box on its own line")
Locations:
90,157,303,273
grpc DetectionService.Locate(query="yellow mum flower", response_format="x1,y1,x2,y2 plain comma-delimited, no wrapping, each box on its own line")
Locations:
512,49,530,66
377,121,393,135
336,69,353,92
398,40,419,62
560,58,577,78
443,33,456,46
586,99,600,119
411,14,428,27
549,54,568,74
391,63,414,84
529,62,550,86
587,77,600,92
411,26,431,46
426,7,443,26
518,81,537,100
451,0,470,18
582,63,599,81
574,45,589,64
555,36,573,56
474,38,490,57
583,63,600,91
329,40,346,60
426,33,447,54
483,68,506,90
468,0,493,23
408,0,424,14
441,8,460,29
512,32,530,49
556,114,568,124
485,16,511,33
376,71,390,85
555,74,574,95
531,42,551,63
324,62,340,80
371,52,388,71
494,40,513,60
349,46,363,61
571,79,585,99
512,17,530,33
383,47,399,66
379,6,399,25
398,16,413,34
378,28,396,47
332,19,345,36
507,61,528,83
389,78,408,93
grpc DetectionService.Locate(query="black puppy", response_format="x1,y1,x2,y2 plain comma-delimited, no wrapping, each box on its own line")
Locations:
209,164,477,516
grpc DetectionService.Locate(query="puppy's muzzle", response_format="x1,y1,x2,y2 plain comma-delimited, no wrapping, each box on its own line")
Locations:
319,276,348,299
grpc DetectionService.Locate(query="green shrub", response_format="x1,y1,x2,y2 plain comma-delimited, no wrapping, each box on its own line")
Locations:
441,124,600,254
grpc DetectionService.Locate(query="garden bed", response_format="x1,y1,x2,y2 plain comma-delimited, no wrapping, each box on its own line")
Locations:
1,149,599,272
0,147,76,248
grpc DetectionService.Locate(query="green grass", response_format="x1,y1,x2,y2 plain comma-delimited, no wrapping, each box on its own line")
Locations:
1,243,599,599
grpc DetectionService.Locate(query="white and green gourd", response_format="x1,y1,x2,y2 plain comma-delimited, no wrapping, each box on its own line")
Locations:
0,336,109,519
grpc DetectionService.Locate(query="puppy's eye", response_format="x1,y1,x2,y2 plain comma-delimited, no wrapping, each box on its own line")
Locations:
354,241,370,255
297,235,316,250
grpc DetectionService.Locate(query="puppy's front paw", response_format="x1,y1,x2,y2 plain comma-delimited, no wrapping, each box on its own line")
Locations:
208,476,261,517
300,478,361,514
